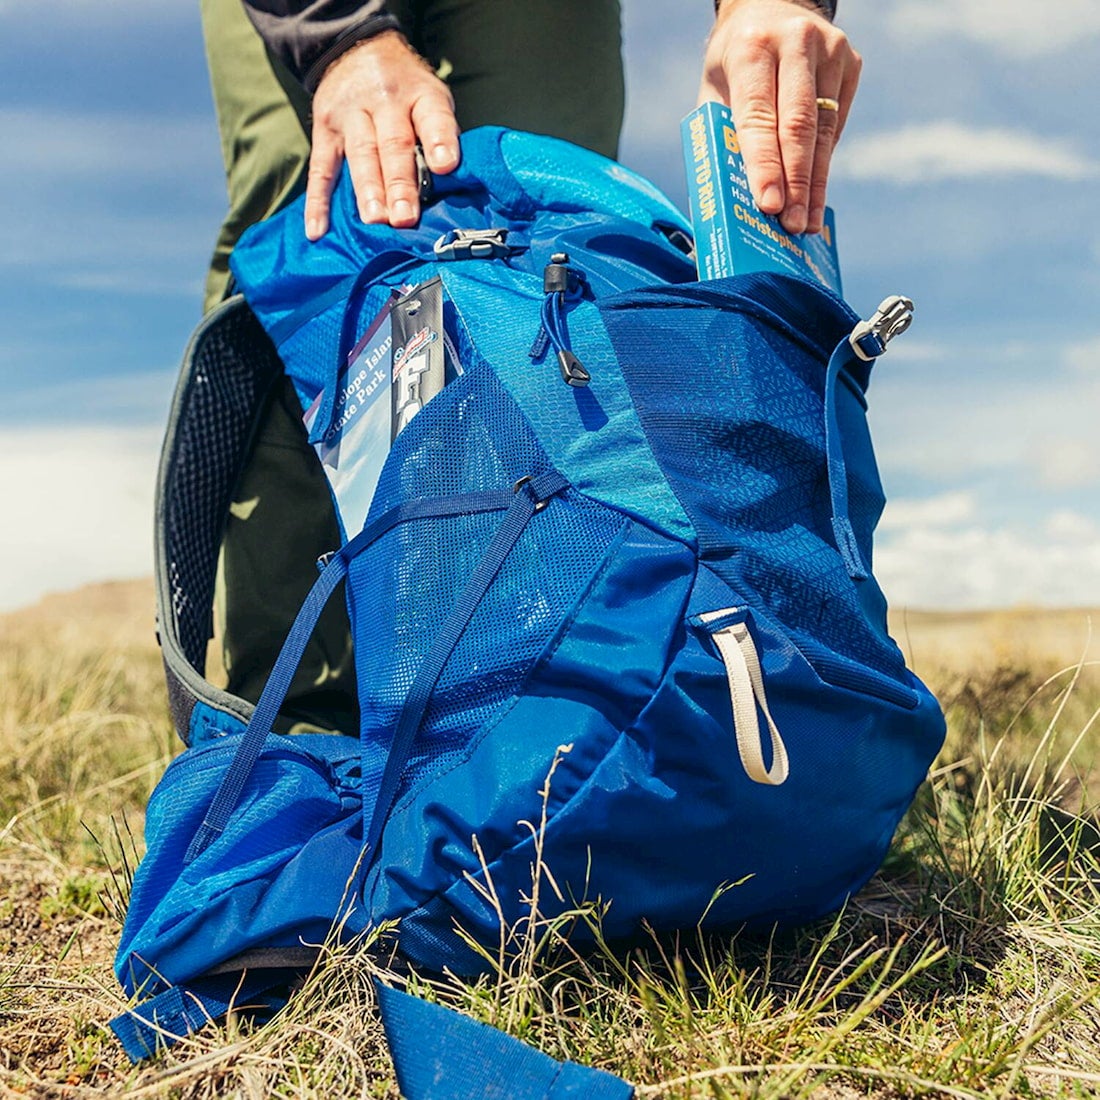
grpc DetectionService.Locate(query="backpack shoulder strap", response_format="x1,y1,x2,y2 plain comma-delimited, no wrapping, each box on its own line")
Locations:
110,970,290,1062
112,972,635,1097
375,981,634,1100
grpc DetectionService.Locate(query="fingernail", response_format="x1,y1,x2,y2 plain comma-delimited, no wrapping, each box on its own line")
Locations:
760,184,783,212
429,142,456,169
784,204,808,234
392,199,415,223
364,200,386,222
306,216,324,240
808,207,825,234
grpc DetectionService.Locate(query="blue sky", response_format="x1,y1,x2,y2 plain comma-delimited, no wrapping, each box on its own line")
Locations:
1,0,1098,612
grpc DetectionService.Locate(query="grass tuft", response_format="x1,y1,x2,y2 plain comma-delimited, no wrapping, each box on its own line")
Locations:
2,586,1099,1097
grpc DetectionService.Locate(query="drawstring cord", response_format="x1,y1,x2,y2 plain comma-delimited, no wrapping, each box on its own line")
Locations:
529,252,590,386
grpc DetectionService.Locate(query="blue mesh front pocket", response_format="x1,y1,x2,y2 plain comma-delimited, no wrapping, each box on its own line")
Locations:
347,365,630,810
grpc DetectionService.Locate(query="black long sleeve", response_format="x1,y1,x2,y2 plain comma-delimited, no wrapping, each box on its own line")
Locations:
716,0,838,17
241,0,402,92
245,0,839,97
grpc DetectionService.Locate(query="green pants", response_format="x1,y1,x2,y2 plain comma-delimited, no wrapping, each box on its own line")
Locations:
201,0,624,728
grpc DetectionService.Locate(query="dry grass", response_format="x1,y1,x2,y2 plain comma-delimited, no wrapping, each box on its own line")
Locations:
2,582,1100,1097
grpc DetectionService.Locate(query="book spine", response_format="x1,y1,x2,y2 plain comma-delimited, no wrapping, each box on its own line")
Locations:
682,103,736,280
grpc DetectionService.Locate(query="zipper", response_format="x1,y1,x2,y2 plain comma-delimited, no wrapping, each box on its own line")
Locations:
794,637,919,710
823,295,915,581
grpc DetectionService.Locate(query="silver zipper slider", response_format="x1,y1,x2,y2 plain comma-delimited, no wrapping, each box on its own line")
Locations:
849,295,914,361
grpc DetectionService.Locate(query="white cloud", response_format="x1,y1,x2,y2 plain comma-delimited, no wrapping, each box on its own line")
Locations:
1037,440,1100,491
3,369,178,427
622,51,704,155
0,427,160,613
54,271,205,298
872,340,950,364
618,2,713,201
0,202,216,287
837,123,1099,184
873,336,1100,491
880,492,977,531
0,108,222,285
887,0,1100,58
877,515,1100,609
1045,510,1100,541
1065,337,1100,374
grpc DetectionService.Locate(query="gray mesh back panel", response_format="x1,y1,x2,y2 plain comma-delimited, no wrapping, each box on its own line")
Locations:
156,297,281,740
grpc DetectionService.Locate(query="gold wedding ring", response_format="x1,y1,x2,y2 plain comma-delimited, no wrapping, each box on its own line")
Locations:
815,96,840,112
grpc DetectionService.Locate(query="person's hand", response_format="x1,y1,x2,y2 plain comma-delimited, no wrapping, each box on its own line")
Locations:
306,30,461,239
699,0,860,235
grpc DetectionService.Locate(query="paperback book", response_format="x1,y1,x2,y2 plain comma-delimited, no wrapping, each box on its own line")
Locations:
681,101,842,295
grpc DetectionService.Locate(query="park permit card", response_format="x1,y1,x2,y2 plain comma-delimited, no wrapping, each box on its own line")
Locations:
303,277,452,538
681,101,842,295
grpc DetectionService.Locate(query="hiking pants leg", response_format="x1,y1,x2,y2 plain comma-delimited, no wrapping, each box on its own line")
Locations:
200,0,312,315
201,0,356,731
214,376,359,733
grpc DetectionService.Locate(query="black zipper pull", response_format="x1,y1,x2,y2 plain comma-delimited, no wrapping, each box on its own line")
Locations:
556,348,590,387
543,252,572,295
534,252,590,387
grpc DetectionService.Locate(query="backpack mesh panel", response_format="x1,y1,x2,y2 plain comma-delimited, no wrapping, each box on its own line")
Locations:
162,302,280,674
602,289,908,683
349,365,628,805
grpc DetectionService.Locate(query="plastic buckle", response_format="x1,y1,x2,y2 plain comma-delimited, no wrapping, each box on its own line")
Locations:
432,228,512,261
849,295,914,361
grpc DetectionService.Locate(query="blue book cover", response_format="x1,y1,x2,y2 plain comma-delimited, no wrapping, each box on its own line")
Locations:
681,101,842,295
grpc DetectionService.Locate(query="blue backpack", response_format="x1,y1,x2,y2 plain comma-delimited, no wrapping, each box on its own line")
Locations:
112,128,945,1092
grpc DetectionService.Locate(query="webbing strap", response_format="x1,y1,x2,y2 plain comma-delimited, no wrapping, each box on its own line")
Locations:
375,980,634,1099
696,610,789,786
268,249,421,347
110,971,287,1063
308,251,427,444
184,487,520,864
823,337,869,581
363,469,569,858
